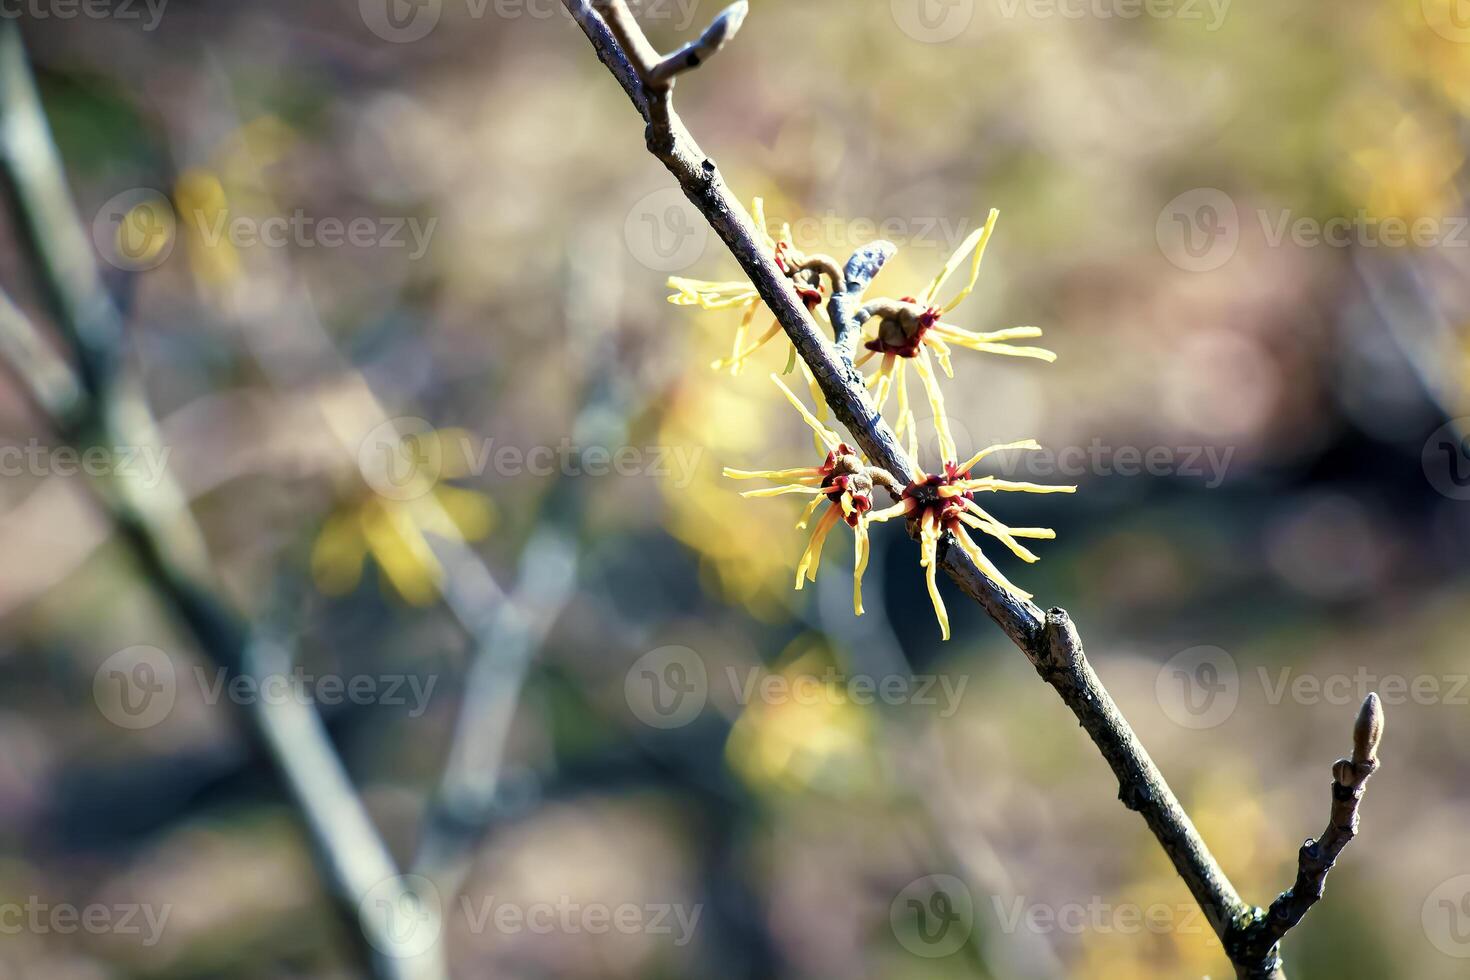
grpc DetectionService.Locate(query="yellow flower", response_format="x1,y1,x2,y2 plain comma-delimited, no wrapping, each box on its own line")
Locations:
724,638,876,797
667,198,828,374
858,210,1056,461
723,375,883,615
311,428,495,606
868,441,1074,640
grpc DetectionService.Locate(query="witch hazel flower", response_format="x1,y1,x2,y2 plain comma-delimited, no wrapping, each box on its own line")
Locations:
667,198,841,375
859,209,1056,460
868,440,1075,640
723,374,900,614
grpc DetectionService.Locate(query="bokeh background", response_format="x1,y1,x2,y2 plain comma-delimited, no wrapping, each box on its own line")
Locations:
0,0,1468,976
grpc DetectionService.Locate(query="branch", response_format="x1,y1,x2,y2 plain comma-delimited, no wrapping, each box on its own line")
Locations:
645,0,748,88
1229,694,1385,978
832,240,896,364
1034,611,1245,932
558,5,1382,976
413,524,577,895
565,0,1040,644
0,26,440,980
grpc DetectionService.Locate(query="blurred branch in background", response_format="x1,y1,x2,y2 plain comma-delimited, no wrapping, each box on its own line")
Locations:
560,3,1387,977
0,24,438,980
812,535,1067,979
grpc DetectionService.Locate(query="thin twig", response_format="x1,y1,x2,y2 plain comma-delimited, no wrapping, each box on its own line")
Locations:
1228,693,1384,979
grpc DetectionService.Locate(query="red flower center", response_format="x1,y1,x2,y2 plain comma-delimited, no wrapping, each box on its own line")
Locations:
901,462,973,530
863,297,938,358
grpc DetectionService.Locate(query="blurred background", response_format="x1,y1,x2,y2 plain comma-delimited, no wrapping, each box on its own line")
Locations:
0,0,1467,976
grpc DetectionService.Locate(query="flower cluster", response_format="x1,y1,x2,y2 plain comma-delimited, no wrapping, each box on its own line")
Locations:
670,201,1074,638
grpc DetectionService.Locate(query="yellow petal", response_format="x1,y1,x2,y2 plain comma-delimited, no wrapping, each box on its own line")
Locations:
913,347,954,463
796,493,825,530
712,318,782,372
952,526,1032,601
964,478,1077,494
853,521,870,616
741,484,826,498
942,337,1057,362
918,523,950,641
724,466,822,481
957,439,1042,474
429,484,497,541
770,373,842,451
360,502,442,606
957,508,1040,563
867,499,915,524
311,508,368,595
928,208,999,314
795,504,841,589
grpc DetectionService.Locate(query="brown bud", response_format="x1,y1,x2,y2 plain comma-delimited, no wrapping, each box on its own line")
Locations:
1352,692,1383,770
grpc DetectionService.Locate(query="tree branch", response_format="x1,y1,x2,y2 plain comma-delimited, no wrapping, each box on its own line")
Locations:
559,4,1383,975
1228,693,1385,979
